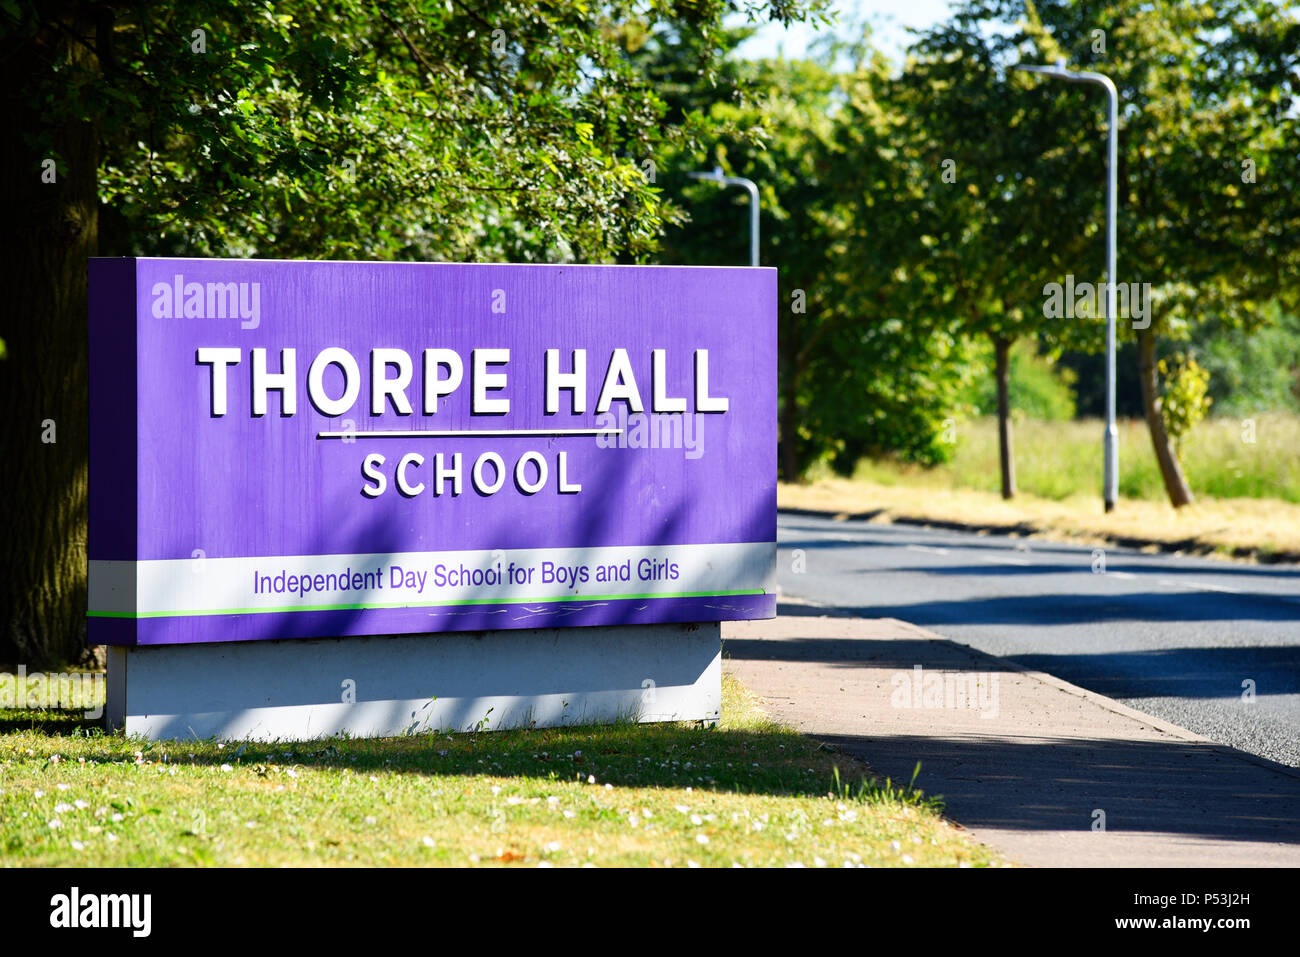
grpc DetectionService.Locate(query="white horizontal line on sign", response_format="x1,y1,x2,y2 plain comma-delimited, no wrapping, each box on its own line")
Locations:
316,428,624,439
88,542,775,617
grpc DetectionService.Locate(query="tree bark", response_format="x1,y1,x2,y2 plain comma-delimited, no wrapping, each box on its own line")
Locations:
0,15,99,667
1137,329,1195,508
993,335,1016,500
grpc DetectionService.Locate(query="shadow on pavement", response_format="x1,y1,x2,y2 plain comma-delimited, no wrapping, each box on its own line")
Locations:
815,729,1300,845
725,614,1300,848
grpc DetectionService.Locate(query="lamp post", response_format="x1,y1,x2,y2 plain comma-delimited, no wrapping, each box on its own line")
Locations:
687,167,760,268
1016,59,1120,513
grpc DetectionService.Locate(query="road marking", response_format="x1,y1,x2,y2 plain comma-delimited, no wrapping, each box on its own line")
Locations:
976,553,1032,566
780,531,867,543
906,544,950,555
906,542,1033,565
1157,577,1242,595
1146,575,1300,605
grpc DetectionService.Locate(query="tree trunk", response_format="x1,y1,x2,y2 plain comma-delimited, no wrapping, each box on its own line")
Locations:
1137,329,1195,508
993,336,1016,500
0,17,99,667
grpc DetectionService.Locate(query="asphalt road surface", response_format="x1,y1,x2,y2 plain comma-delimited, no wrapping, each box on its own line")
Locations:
776,512,1300,768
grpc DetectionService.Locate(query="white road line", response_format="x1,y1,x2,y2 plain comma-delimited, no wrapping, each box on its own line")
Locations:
1158,577,1243,595
976,553,1032,566
1149,574,1300,605
906,544,950,555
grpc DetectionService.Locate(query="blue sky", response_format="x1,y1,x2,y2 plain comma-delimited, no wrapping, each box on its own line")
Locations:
734,0,959,64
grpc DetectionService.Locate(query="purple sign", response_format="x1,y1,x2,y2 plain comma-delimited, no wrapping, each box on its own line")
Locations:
88,258,776,646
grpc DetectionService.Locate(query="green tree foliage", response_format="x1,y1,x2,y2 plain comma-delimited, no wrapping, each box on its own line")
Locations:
879,6,1101,498
964,342,1077,422
1190,305,1300,416
810,42,985,475
657,41,981,479
1157,352,1212,458
22,0,819,263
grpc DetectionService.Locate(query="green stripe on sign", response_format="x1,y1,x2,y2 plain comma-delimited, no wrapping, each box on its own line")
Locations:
87,589,767,619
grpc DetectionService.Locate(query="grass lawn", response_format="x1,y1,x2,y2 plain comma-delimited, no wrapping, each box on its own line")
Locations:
0,675,1000,868
787,415,1300,559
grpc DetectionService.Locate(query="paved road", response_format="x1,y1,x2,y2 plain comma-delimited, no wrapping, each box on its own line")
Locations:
776,512,1300,767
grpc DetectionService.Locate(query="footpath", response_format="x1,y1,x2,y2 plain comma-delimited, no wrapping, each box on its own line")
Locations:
722,611,1300,867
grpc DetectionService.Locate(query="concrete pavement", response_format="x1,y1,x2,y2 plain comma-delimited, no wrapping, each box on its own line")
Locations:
723,611,1300,866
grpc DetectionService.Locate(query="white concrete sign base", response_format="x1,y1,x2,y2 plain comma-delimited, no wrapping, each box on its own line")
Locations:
106,622,721,741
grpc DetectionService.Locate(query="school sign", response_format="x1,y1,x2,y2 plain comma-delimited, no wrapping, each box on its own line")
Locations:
87,259,776,658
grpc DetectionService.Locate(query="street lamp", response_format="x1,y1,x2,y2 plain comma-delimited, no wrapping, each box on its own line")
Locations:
687,167,760,268
1016,58,1121,513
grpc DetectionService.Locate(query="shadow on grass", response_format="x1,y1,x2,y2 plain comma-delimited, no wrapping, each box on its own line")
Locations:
0,708,102,735
2,705,938,807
